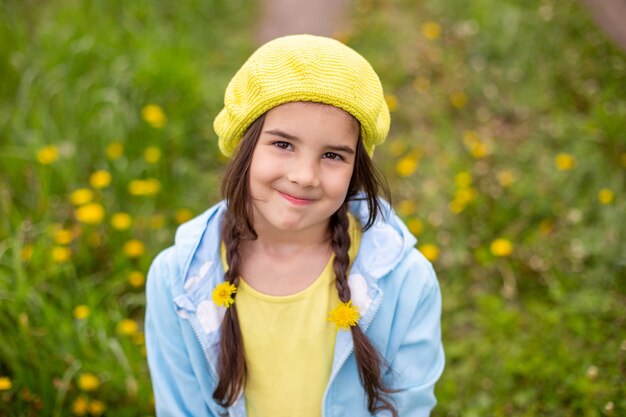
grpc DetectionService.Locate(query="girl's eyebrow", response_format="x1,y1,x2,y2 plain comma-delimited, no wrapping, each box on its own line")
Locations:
264,129,355,154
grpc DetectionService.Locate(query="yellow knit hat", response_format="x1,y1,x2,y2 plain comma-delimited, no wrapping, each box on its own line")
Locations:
214,34,390,157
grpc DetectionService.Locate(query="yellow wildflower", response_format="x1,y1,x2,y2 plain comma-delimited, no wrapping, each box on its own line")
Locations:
385,94,398,112
328,301,360,331
407,218,423,235
73,305,90,320
396,155,419,177
455,171,473,188
72,396,88,416
77,373,100,392
175,208,194,224
497,170,516,187
555,153,575,171
21,244,34,261
144,146,162,163
53,228,73,245
141,104,167,128
123,239,145,258
212,282,237,308
0,376,12,391
106,142,124,160
449,199,466,214
421,21,441,40
598,188,614,205
450,91,467,109
89,170,112,189
128,271,145,288
412,76,430,93
117,319,139,336
111,212,132,230
490,238,513,257
396,199,417,217
469,141,489,158
70,189,94,206
128,178,161,196
419,243,440,261
88,400,106,416
36,145,59,165
75,203,105,225
52,246,72,263
455,187,477,204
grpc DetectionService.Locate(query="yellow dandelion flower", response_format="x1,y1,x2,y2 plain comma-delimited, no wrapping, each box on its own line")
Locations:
450,91,467,109
555,153,575,171
111,212,132,230
455,187,476,204
73,305,90,320
149,214,165,229
128,178,161,196
419,243,440,261
385,94,398,112
421,21,441,40
469,141,489,158
407,218,423,235
0,376,12,391
89,170,112,189
539,219,554,235
141,104,167,129
21,244,34,261
328,301,360,331
449,199,466,214
497,170,516,187
598,188,614,205
72,396,89,416
396,155,419,177
106,142,124,160
53,228,73,245
144,146,162,164
75,203,105,225
175,208,193,224
396,199,417,217
412,76,430,93
212,282,237,308
490,238,513,257
88,400,106,416
70,189,94,206
128,271,145,288
77,373,100,392
36,145,59,165
52,246,72,263
117,319,139,336
123,239,145,258
454,171,473,188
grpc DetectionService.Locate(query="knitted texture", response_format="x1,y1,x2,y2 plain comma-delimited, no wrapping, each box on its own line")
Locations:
214,34,390,157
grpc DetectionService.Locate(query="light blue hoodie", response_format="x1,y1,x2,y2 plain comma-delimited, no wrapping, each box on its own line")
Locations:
145,198,444,417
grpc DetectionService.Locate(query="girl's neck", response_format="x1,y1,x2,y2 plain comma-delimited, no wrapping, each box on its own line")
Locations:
246,220,331,257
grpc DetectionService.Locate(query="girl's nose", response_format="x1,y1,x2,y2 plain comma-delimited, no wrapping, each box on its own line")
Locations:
286,158,320,188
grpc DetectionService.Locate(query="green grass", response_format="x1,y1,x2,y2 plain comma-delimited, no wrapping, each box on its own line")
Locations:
1,0,624,415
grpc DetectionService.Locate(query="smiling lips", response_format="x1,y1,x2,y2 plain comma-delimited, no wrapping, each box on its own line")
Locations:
277,190,316,206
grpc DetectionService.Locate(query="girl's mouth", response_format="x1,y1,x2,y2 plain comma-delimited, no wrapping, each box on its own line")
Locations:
277,190,315,206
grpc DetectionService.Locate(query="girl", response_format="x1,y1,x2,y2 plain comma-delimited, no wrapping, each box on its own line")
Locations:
145,34,444,417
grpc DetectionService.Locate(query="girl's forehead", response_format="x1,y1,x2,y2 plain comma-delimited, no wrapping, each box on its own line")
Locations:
264,102,359,133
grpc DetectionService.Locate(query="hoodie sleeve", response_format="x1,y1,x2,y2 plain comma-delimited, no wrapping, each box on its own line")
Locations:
381,254,445,416
145,248,218,417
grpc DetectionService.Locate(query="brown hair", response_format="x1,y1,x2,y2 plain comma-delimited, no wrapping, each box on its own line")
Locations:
214,111,397,416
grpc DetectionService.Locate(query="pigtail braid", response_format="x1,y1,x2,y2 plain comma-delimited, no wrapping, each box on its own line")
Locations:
330,204,398,417
213,212,247,407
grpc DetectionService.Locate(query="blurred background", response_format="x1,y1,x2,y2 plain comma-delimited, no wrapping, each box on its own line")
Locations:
0,0,624,415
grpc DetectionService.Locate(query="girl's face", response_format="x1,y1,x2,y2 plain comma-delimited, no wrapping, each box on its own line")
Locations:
248,102,359,237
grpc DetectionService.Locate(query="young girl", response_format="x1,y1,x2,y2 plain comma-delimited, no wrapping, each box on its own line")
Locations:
145,34,444,417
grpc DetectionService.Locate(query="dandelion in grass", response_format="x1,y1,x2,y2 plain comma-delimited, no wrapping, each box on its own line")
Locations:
141,104,167,128
421,21,441,40
88,400,106,416
52,246,71,263
450,91,467,109
128,178,161,196
455,171,473,188
72,396,88,416
118,319,139,336
89,170,112,189
106,142,124,160
111,212,132,230
75,203,105,225
175,208,193,224
128,271,145,288
384,94,398,112
490,238,513,257
598,188,614,205
53,227,73,245
212,282,237,308
73,305,90,320
144,146,162,164
328,301,360,331
396,154,419,177
70,189,94,206
36,145,59,165
123,239,145,258
407,218,423,235
555,153,575,171
419,243,439,261
77,373,100,392
0,376,12,391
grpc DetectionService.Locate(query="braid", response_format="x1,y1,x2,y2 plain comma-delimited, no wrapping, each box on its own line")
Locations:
213,212,247,407
330,204,398,417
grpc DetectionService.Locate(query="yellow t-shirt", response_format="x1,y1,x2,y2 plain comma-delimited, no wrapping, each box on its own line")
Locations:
220,216,361,417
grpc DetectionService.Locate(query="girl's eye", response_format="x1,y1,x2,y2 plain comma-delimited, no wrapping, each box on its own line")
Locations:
273,141,292,150
322,152,344,161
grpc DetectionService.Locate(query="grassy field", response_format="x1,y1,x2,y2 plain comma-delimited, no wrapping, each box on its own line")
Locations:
0,0,624,416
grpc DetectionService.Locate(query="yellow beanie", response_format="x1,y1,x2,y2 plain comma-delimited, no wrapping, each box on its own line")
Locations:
214,34,390,157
